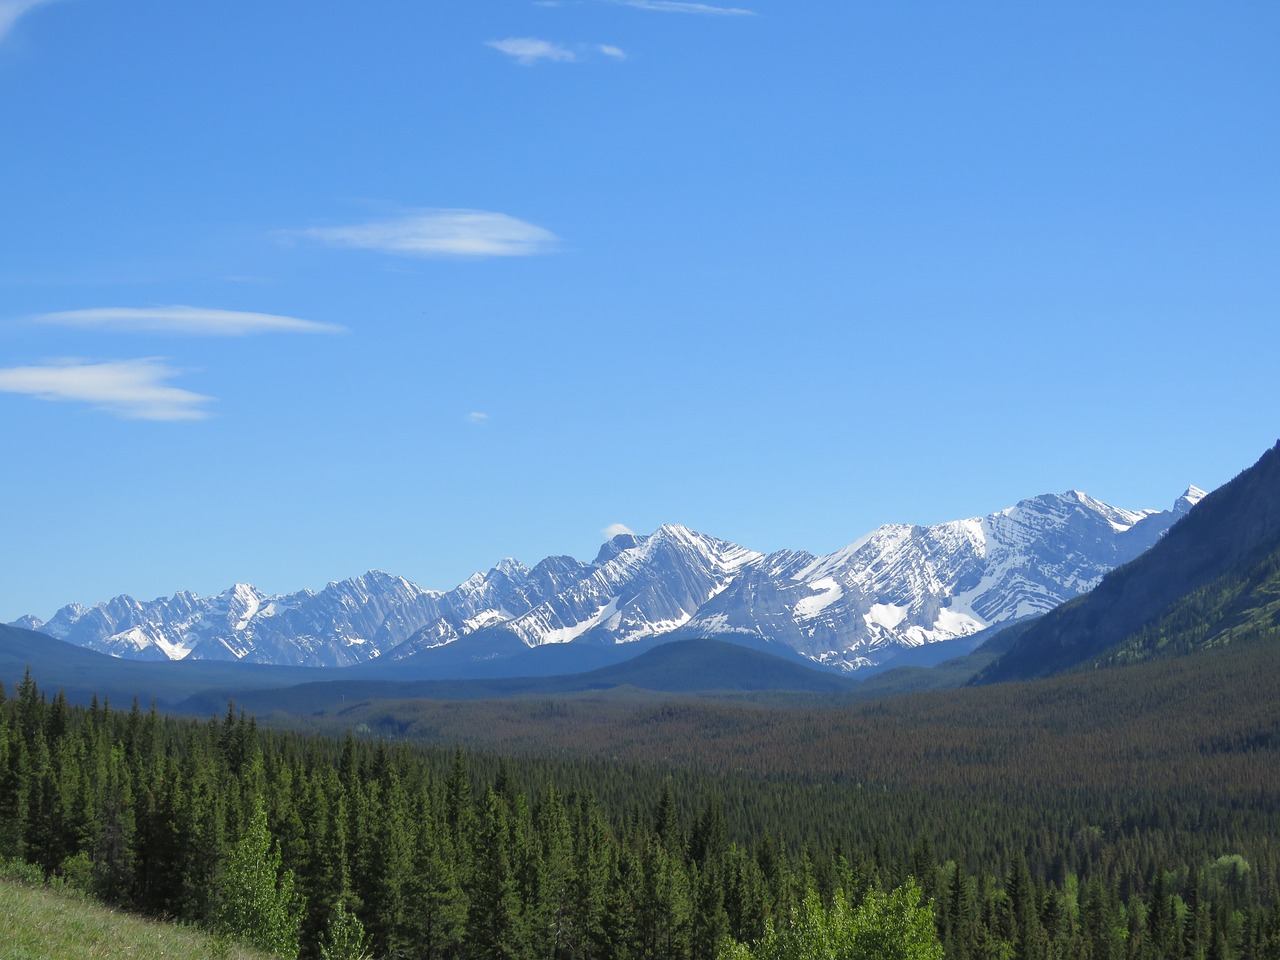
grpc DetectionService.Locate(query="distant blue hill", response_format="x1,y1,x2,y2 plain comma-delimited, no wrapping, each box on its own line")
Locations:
175,638,860,716
0,622,321,708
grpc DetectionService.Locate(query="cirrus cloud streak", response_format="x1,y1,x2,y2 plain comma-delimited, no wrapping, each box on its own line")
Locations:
0,358,213,421
33,305,345,336
0,0,55,43
613,1,754,14
486,37,627,65
486,37,576,65
295,209,559,258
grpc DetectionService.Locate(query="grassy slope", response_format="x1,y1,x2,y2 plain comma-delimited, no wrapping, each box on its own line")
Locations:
0,878,274,960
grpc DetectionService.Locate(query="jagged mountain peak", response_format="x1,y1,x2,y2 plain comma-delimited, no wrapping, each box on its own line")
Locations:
1001,489,1154,533
221,582,265,600
491,557,529,578
329,569,410,589
593,533,647,565
1176,485,1208,513
639,523,762,570
652,522,696,540
318,570,441,605
631,523,701,559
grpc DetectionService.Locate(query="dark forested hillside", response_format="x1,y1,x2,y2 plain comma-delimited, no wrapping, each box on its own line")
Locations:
980,440,1280,682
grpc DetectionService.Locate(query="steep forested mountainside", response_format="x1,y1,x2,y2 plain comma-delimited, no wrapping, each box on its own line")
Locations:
980,441,1280,682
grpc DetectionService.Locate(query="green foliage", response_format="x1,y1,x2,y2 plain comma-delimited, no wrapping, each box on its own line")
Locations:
318,899,371,960
214,799,304,958
718,879,943,960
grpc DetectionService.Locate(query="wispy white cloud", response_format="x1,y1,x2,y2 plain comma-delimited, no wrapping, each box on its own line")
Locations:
613,0,755,14
295,209,559,258
603,523,635,538
486,37,625,65
0,358,213,421
33,305,345,336
465,411,491,424
486,37,576,65
0,0,55,43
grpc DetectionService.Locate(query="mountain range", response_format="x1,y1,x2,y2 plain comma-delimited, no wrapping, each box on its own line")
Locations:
11,485,1204,675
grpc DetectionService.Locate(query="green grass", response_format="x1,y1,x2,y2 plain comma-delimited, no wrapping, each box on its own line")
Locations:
0,873,276,960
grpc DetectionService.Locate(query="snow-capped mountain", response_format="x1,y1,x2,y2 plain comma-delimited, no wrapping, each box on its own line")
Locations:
476,524,761,649
14,486,1206,673
674,488,1204,670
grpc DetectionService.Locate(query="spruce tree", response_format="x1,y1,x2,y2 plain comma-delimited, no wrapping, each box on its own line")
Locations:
468,787,530,960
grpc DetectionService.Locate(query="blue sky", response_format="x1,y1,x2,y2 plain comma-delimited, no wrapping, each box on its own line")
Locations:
2,1,1277,621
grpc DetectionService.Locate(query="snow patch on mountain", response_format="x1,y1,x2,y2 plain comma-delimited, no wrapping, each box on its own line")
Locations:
865,603,907,630
795,578,842,619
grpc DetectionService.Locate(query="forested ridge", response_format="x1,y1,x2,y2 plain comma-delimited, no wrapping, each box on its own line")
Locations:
3,643,1280,960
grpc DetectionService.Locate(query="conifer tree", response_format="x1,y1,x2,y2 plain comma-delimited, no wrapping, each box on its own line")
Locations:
693,861,731,960
565,793,611,959
92,743,136,903
691,794,728,868
653,776,683,856
945,864,976,960
469,787,531,960
639,835,693,959
722,845,769,946
407,789,468,960
365,767,415,956
531,785,574,959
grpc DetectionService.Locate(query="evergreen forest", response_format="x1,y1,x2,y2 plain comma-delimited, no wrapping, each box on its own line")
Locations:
3,636,1280,960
